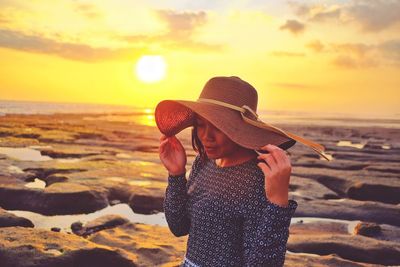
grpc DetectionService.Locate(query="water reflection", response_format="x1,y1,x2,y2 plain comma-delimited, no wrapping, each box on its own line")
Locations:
0,147,52,161
291,217,361,234
8,203,167,231
25,178,46,189
337,140,365,149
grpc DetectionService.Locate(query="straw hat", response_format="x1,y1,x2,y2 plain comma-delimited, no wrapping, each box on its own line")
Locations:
155,76,328,160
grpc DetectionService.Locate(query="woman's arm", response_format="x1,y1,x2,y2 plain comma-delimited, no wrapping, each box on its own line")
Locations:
164,173,191,237
159,134,189,236
243,200,297,266
163,155,201,237
242,143,297,266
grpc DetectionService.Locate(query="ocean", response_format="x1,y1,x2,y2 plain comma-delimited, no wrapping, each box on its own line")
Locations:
1,99,399,129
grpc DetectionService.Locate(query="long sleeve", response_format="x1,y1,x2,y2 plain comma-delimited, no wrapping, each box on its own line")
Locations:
243,199,297,267
164,174,191,237
163,156,202,237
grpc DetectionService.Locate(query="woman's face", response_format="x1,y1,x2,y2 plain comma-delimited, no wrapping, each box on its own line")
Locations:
195,115,240,159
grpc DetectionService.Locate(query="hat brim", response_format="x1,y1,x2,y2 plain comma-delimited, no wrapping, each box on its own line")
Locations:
155,100,296,151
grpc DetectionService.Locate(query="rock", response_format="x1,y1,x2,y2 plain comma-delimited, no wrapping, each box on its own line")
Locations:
353,222,381,237
0,182,109,215
88,222,187,267
51,227,61,232
294,198,400,226
71,221,83,234
129,193,164,214
288,234,400,265
347,182,400,204
289,176,339,201
0,208,34,228
0,227,137,267
74,215,129,237
285,253,379,267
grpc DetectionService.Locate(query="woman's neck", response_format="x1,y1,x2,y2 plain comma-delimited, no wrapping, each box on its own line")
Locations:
216,148,257,167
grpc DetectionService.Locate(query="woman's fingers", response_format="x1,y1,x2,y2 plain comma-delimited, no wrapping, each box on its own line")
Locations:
257,162,271,176
259,144,289,166
159,134,167,142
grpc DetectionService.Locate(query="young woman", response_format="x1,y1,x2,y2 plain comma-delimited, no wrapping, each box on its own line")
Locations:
155,76,327,266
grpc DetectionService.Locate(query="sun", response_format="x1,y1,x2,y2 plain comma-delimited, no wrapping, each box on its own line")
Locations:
135,55,167,83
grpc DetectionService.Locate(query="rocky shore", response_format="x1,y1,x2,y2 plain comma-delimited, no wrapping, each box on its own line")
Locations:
0,113,399,266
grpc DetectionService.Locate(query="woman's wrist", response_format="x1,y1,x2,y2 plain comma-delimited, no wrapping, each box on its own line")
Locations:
168,169,186,177
266,193,289,207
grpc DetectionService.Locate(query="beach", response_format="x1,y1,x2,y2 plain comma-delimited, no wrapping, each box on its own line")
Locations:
0,105,399,266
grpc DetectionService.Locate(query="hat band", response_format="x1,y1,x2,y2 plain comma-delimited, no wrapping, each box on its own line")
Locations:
197,98,330,161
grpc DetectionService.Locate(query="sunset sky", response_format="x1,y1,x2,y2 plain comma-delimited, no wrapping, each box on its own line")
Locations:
0,0,399,117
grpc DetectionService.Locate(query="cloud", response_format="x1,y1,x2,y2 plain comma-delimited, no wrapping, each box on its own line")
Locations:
271,51,305,57
306,40,324,52
279,19,305,35
155,9,207,38
349,0,400,32
309,9,341,22
72,3,103,20
332,55,378,69
0,29,145,62
378,39,400,63
330,40,400,68
289,0,400,32
119,9,223,53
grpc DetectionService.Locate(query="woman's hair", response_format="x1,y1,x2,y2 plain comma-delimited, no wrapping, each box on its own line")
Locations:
191,114,207,160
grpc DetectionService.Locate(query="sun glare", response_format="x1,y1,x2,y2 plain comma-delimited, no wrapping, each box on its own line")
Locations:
135,55,166,83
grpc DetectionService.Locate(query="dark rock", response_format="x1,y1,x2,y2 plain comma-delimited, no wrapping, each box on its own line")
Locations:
347,182,400,204
129,194,164,214
0,182,108,215
51,227,61,232
74,215,129,237
288,234,400,265
294,199,400,226
40,150,98,159
71,221,83,234
0,208,34,228
354,222,381,237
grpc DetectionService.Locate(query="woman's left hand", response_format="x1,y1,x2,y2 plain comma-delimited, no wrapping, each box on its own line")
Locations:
257,144,291,207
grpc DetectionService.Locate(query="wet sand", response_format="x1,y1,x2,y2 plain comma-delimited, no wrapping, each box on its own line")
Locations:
0,112,399,266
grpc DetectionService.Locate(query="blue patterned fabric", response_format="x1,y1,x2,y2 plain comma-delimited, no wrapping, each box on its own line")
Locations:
165,156,298,267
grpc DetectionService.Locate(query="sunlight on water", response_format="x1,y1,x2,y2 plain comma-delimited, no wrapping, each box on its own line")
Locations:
129,180,152,186
57,158,81,163
8,204,167,230
25,178,46,189
0,147,52,161
337,140,365,149
7,165,24,174
291,217,361,234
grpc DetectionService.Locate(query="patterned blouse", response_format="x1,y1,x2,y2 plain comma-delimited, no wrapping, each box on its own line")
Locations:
164,156,298,267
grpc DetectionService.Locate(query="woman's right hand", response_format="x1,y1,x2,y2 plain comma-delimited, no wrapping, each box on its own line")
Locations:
159,134,187,176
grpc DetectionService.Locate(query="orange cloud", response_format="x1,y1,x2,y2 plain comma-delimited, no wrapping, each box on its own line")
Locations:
0,29,147,62
279,19,305,35
306,40,325,52
118,9,223,53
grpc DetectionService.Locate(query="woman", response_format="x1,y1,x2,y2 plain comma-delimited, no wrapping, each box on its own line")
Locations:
155,76,328,266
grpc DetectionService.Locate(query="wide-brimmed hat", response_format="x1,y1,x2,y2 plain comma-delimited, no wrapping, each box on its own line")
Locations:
155,76,329,160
